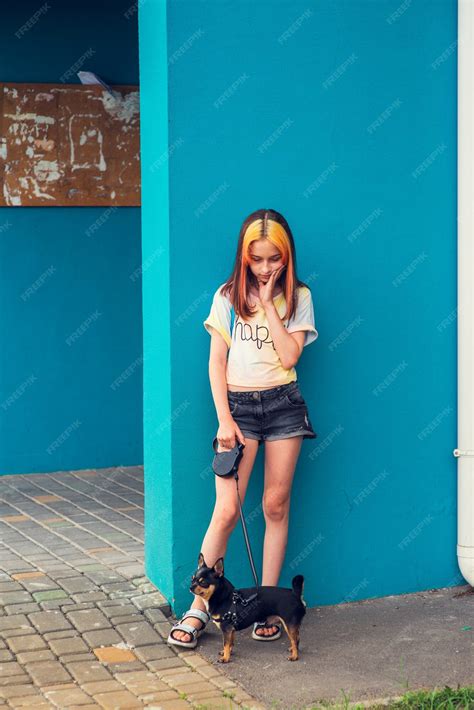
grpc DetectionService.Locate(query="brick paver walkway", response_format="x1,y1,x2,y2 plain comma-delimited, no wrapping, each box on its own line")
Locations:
0,468,265,710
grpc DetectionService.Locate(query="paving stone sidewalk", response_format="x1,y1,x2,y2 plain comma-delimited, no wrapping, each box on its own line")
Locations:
0,468,265,710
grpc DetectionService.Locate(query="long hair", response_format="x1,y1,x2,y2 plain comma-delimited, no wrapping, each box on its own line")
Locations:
219,208,310,321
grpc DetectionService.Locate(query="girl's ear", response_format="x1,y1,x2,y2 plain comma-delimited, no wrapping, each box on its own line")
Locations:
213,557,225,577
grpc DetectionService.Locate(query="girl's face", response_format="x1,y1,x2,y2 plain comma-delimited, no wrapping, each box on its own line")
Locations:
247,239,285,286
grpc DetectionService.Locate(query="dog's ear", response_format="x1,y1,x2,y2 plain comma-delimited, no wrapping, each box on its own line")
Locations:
197,551,207,569
213,557,224,577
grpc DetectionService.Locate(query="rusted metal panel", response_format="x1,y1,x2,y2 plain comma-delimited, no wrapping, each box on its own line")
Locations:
0,83,140,206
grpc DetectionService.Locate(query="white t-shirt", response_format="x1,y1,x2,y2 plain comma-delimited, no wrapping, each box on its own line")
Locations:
203,283,318,387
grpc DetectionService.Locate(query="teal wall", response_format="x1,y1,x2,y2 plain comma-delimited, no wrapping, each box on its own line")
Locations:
0,1,143,474
141,0,458,612
138,0,174,605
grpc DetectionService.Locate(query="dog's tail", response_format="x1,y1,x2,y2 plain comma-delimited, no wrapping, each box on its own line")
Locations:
291,574,305,604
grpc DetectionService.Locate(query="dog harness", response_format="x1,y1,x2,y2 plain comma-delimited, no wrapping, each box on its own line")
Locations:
220,589,260,630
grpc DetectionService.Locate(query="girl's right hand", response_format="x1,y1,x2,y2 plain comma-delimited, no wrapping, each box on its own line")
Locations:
216,416,246,452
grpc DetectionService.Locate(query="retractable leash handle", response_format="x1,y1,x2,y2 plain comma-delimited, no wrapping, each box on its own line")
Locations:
212,436,244,477
211,437,260,589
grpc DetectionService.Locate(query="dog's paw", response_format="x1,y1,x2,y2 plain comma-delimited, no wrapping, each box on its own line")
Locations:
217,656,231,663
287,654,299,661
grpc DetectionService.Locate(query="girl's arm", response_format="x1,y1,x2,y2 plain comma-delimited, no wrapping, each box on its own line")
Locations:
207,328,246,451
259,267,310,369
264,302,303,369
208,331,233,424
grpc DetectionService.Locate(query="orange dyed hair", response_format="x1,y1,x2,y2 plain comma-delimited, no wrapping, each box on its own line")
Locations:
219,208,310,321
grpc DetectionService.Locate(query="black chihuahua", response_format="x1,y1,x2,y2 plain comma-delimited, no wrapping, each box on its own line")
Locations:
189,552,306,663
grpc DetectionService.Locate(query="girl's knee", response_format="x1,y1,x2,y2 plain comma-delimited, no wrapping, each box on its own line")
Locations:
212,504,240,531
262,492,290,522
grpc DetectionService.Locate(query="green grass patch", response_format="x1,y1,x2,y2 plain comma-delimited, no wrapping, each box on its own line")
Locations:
305,683,474,710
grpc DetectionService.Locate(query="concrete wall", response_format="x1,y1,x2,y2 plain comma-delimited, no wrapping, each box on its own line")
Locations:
141,0,458,614
0,1,143,474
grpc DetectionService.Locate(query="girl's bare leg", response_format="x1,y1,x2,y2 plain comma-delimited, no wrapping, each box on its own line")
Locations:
170,439,260,642
255,436,303,636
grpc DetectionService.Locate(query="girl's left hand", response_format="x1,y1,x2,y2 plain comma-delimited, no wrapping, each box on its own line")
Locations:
258,265,286,306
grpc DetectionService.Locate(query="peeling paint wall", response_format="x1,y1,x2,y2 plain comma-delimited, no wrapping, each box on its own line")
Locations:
0,84,140,206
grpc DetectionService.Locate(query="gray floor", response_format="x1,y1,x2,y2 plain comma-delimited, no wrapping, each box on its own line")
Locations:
2,467,473,709
195,583,474,708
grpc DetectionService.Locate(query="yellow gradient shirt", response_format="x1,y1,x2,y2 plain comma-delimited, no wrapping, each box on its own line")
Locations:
203,284,318,387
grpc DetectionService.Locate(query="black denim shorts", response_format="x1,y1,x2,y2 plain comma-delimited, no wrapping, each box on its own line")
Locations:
227,381,317,446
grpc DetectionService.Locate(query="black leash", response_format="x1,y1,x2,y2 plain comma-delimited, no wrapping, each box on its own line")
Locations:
212,437,260,588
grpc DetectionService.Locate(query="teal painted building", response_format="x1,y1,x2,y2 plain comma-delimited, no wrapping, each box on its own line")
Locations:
139,0,458,615
1,0,459,615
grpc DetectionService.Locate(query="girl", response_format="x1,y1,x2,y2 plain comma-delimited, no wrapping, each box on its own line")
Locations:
167,208,318,648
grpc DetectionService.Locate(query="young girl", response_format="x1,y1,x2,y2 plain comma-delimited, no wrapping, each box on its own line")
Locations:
167,208,318,648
